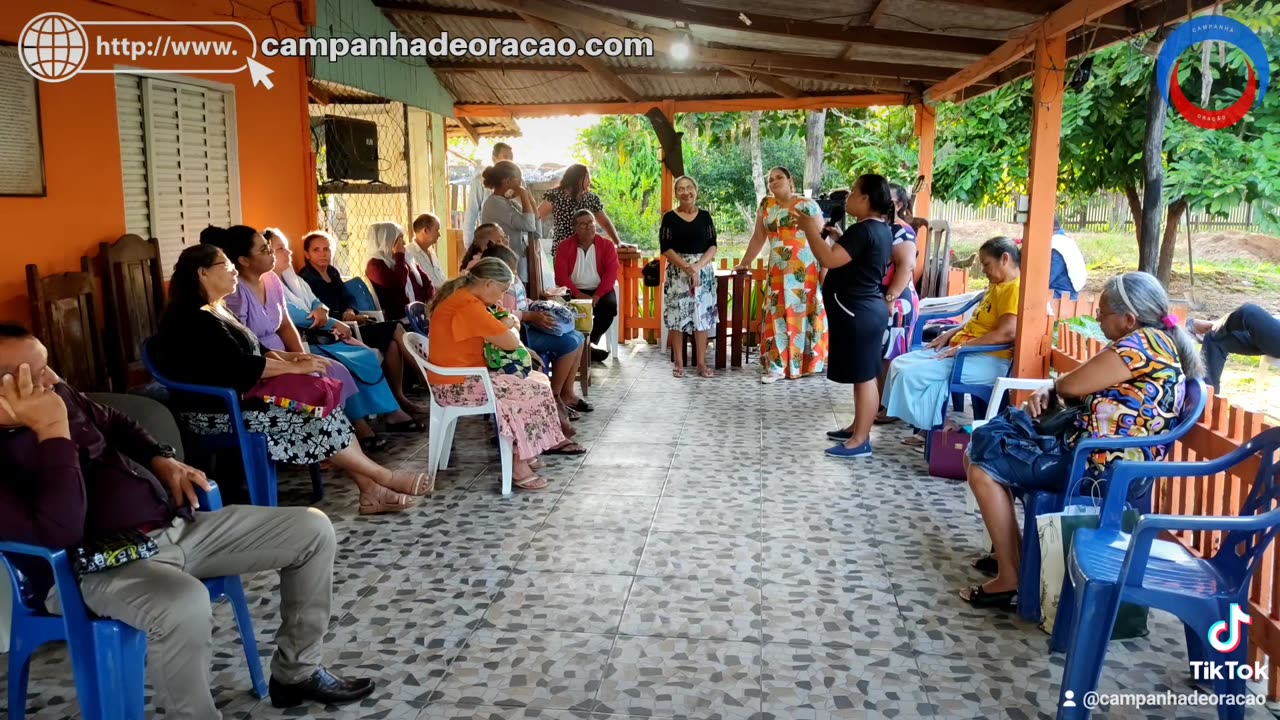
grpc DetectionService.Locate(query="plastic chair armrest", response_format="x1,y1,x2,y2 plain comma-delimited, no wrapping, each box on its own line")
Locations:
0,543,90,622
1117,509,1280,587
362,311,386,322
195,481,223,512
425,364,491,378
949,343,1013,386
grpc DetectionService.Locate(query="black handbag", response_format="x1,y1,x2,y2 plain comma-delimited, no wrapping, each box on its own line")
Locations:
72,529,159,576
642,260,661,287
1033,399,1085,439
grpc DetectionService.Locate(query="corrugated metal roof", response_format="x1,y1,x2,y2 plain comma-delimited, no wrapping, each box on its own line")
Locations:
368,0,1208,111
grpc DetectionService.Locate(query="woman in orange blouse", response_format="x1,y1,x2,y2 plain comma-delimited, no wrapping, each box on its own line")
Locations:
426,258,584,490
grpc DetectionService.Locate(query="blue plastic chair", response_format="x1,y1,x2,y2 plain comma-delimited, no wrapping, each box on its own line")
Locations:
909,291,985,352
345,277,380,315
1049,426,1280,720
141,339,279,507
1,482,267,720
406,301,430,336
1015,378,1208,622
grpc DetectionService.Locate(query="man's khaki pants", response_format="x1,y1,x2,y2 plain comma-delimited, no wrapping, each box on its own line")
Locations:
50,505,337,720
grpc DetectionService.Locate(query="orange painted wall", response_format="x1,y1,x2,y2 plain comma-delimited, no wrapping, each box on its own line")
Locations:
0,0,315,324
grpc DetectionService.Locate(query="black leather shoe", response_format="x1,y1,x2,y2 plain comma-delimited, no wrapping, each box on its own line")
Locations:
269,668,376,708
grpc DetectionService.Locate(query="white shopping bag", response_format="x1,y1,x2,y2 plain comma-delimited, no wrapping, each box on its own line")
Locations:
1037,505,1100,635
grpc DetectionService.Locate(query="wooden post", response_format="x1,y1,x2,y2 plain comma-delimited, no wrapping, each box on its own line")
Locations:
913,102,936,219
1011,33,1067,381
657,99,675,346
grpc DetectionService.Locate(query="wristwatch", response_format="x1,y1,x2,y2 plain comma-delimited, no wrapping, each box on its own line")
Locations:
154,444,178,460
884,293,897,303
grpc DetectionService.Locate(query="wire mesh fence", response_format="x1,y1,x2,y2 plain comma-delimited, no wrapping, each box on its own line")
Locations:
310,101,410,275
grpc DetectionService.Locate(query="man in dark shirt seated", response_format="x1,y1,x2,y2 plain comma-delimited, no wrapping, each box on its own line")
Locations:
0,325,376,718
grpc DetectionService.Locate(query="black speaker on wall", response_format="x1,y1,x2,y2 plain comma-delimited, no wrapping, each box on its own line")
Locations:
322,115,379,182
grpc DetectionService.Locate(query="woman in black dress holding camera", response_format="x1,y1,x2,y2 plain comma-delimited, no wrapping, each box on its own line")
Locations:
802,174,895,459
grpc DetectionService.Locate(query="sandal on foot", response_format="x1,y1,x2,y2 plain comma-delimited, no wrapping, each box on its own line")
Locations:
564,406,582,422
959,584,1017,609
902,435,926,448
513,474,550,491
697,367,714,378
568,398,594,413
971,554,998,576
385,419,426,433
544,442,586,455
673,367,686,378
358,435,387,452
359,489,418,515
529,459,546,470
384,470,433,496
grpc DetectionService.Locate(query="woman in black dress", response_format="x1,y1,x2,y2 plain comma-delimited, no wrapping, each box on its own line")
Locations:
660,175,718,378
803,174,895,459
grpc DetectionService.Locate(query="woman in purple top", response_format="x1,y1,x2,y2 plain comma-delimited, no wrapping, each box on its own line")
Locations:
202,226,390,453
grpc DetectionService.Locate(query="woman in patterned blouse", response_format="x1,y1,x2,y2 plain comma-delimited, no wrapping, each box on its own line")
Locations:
537,164,622,254
959,271,1205,609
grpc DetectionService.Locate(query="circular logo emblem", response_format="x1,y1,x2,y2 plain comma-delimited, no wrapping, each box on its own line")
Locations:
18,13,89,83
1157,16,1270,130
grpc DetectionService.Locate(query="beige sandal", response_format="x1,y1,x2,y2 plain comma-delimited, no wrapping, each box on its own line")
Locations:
384,470,433,496
359,487,418,515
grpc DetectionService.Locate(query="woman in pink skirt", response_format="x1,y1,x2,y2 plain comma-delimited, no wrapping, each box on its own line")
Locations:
425,258,585,490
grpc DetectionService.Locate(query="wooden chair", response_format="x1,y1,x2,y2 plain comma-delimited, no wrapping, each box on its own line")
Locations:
920,219,954,299
26,260,109,393
98,234,166,392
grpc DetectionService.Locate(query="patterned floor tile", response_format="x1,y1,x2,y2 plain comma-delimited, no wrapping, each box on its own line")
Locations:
564,466,670,496
481,571,633,634
652,495,762,535
664,469,761,502
520,527,648,575
580,442,677,470
596,636,763,719
543,494,659,531
619,576,763,642
596,421,687,445
758,536,888,587
433,629,614,710
759,580,911,651
339,567,507,631
637,531,762,581
416,705,600,720
760,645,934,719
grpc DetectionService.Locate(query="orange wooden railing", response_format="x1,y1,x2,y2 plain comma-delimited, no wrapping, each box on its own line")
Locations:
1051,318,1279,700
617,254,971,356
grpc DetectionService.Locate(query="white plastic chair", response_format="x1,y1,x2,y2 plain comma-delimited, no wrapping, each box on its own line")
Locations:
402,332,514,495
606,280,620,356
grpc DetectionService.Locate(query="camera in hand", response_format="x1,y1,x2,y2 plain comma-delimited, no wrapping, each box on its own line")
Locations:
816,189,849,238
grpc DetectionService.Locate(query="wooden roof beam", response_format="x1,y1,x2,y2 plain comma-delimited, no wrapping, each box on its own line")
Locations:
926,0,1139,103
515,11,642,102
868,0,893,27
572,0,1001,57
372,0,516,20
729,69,802,98
455,117,482,144
487,0,961,81
920,0,1065,14
454,93,913,118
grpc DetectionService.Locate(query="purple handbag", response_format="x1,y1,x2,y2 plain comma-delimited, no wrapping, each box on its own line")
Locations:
927,429,970,480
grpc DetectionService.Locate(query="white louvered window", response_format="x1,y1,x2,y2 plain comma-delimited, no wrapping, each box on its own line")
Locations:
115,76,240,277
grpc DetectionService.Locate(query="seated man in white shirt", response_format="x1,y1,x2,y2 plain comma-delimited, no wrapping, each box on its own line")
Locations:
409,213,448,291
1049,216,1087,299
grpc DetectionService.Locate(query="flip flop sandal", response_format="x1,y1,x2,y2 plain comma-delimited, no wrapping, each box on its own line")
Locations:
959,584,1017,609
513,474,551,491
698,368,714,378
386,419,426,433
386,471,433,496
902,435,926,448
971,554,998,576
873,415,898,425
569,398,594,413
543,442,587,455
358,435,387,452
564,406,582,422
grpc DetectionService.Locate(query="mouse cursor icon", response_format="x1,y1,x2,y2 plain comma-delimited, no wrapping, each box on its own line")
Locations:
246,57,275,89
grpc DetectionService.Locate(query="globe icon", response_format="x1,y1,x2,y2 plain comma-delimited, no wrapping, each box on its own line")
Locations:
19,13,88,83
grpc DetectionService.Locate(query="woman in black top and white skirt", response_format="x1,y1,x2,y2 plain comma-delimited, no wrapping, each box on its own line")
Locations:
803,174,895,459
660,176,718,378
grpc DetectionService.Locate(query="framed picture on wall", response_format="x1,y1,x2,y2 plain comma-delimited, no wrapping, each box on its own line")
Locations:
0,43,47,197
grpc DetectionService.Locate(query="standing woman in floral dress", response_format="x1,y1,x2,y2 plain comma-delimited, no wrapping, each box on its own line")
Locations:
735,166,828,383
660,175,718,378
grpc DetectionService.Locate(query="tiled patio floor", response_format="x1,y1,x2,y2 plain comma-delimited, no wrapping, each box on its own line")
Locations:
4,343,1274,719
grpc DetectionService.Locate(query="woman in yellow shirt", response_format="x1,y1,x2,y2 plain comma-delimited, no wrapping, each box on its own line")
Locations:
877,237,1022,443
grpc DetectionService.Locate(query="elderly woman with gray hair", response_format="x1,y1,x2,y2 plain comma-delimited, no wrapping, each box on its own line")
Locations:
365,221,433,322
958,271,1205,609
